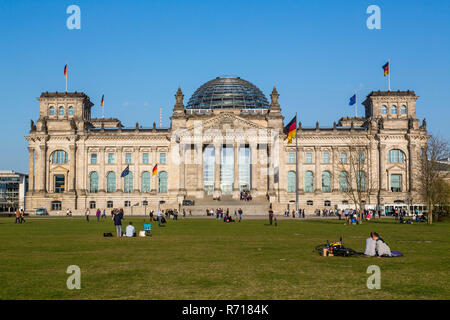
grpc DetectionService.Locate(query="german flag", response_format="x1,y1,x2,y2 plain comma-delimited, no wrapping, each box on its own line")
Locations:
64,64,67,79
382,61,389,76
284,115,297,144
100,94,104,106
152,164,158,176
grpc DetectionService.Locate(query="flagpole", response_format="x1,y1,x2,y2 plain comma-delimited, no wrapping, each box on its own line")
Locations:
65,62,68,92
388,59,391,91
355,92,357,117
295,112,299,214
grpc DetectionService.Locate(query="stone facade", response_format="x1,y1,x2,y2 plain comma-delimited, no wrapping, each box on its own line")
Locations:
25,78,429,215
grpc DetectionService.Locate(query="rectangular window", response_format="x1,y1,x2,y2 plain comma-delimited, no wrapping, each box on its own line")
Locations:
90,153,97,164
391,174,402,192
51,201,62,211
288,153,295,163
125,153,132,164
107,201,113,208
108,153,115,164
143,153,149,164
340,153,347,163
124,200,130,207
54,175,65,193
160,153,166,164
305,152,312,163
323,152,330,163
89,201,96,209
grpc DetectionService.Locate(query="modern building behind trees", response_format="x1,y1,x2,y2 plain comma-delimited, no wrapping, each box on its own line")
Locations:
0,170,28,213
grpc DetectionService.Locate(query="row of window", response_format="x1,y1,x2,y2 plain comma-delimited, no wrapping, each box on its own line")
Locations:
52,200,151,211
381,105,407,115
49,106,74,116
286,171,403,193
90,171,168,193
287,149,405,164
91,152,166,165
49,150,167,165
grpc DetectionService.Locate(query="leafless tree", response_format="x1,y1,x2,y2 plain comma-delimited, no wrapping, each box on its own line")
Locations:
418,135,450,224
338,145,375,222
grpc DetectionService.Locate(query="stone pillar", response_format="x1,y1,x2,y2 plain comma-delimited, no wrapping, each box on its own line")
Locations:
315,147,321,192
179,144,186,192
196,144,204,194
251,143,258,191
379,144,386,191
268,144,275,192
298,146,304,193
28,147,34,192
331,146,338,192
134,147,140,192
214,144,221,196
98,146,105,192
116,147,123,192
233,143,240,199
69,144,77,192
39,145,47,193
408,143,416,192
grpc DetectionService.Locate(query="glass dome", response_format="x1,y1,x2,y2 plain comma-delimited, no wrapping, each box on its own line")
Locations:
186,76,269,109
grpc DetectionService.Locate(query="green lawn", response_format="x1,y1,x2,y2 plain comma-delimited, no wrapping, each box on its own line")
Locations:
0,216,449,300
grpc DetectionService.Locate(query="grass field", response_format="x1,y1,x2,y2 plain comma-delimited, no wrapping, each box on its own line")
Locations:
0,216,449,300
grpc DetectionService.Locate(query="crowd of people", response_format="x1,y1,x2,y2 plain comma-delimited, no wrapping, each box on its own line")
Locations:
205,208,243,222
240,190,252,201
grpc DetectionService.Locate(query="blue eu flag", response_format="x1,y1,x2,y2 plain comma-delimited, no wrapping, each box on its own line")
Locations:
121,165,130,178
349,94,356,106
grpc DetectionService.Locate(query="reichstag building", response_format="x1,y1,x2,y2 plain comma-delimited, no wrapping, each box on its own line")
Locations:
25,76,428,214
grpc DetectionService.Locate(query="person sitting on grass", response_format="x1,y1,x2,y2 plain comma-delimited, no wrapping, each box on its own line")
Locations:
125,221,136,237
366,232,392,257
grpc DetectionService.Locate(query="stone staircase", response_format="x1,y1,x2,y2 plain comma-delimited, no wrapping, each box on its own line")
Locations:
180,195,270,216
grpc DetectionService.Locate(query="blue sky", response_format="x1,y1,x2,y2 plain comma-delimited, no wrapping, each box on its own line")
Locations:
1,0,449,173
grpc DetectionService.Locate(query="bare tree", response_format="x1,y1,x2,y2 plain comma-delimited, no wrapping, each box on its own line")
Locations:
418,135,450,224
338,145,375,222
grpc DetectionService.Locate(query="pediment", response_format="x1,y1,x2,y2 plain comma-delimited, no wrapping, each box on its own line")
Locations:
51,165,69,173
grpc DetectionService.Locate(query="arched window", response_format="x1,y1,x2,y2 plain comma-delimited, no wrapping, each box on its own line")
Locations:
381,105,387,114
339,171,349,192
59,106,65,116
51,150,68,164
49,106,55,115
387,149,405,163
287,171,296,193
141,171,151,192
159,171,168,193
107,172,116,193
357,171,366,192
124,172,133,193
89,171,98,193
322,171,331,192
391,105,397,114
68,106,74,115
304,171,314,193
401,105,407,114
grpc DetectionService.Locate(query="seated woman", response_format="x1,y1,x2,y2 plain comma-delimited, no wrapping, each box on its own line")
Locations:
366,232,392,257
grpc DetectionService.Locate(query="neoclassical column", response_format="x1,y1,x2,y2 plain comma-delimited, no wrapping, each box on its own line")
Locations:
315,146,321,192
179,144,186,191
250,143,258,191
134,146,140,192
233,142,239,192
298,146,304,192
116,147,123,192
69,144,77,192
379,144,387,191
214,144,221,193
331,146,338,192
98,146,105,192
27,147,35,192
196,144,203,192
267,144,275,192
39,145,47,193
